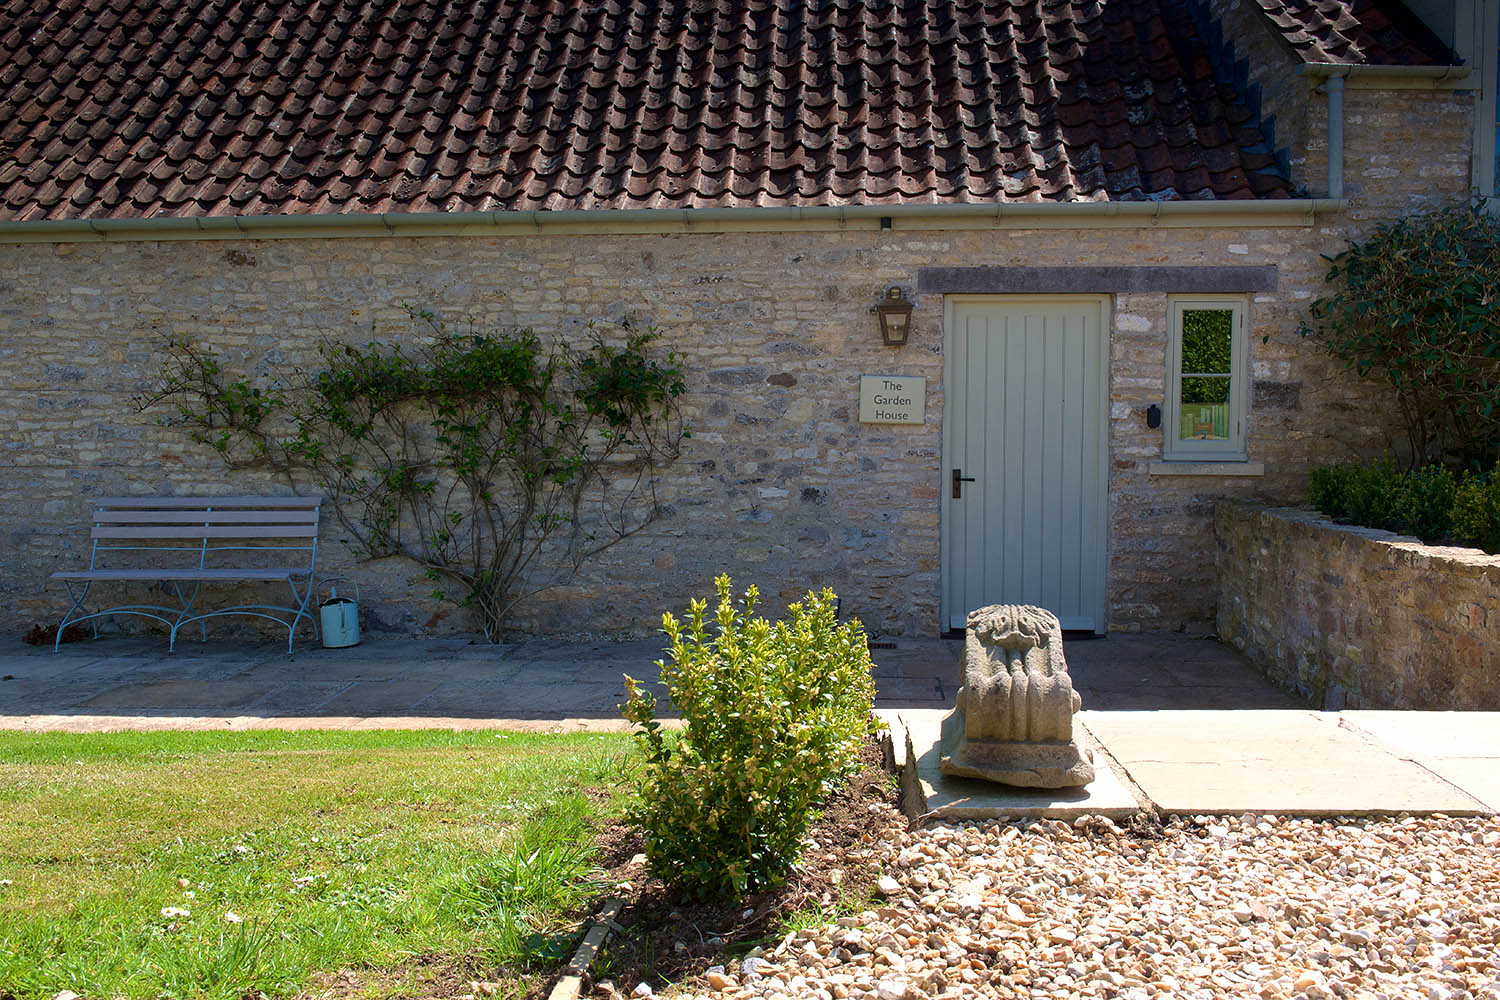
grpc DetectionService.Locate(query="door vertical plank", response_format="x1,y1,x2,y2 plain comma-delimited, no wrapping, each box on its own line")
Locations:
1042,310,1066,617
1021,310,1045,604
1001,312,1026,604
1082,304,1106,630
1061,316,1086,623
967,315,989,622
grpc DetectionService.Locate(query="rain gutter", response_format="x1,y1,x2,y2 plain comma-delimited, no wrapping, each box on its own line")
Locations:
0,199,1348,245
1299,63,1476,89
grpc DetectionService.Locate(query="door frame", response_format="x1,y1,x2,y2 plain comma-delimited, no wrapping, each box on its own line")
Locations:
938,293,1112,634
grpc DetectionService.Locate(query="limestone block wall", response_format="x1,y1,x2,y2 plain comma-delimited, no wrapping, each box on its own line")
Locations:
1334,89,1475,216
0,221,1418,639
1215,502,1500,709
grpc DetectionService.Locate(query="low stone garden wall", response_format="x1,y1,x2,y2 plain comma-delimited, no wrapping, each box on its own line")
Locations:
1215,502,1500,710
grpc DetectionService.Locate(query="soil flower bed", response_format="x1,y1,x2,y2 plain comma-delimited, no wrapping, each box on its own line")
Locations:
580,741,907,997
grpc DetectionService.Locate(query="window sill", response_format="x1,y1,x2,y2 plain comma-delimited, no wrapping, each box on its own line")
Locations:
1149,460,1265,477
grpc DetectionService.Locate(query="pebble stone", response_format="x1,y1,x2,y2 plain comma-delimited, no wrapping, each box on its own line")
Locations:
671,813,1500,1000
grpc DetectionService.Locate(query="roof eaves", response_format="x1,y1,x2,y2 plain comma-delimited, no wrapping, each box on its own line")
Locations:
0,199,1350,244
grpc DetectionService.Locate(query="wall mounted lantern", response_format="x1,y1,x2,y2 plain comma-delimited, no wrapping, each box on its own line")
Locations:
873,286,914,346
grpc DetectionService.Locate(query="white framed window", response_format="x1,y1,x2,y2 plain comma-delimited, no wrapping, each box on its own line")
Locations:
1163,296,1249,461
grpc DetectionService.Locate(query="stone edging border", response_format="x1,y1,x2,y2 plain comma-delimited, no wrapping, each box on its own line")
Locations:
547,897,626,1000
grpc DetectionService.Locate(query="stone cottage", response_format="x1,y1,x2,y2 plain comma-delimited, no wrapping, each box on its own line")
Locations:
0,0,1495,638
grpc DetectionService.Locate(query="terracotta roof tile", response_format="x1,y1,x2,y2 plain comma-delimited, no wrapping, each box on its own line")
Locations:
0,0,1294,221
1251,0,1455,65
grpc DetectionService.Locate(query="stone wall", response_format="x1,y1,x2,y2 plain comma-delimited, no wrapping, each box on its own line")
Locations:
1215,502,1500,709
0,223,1402,640
1335,89,1476,217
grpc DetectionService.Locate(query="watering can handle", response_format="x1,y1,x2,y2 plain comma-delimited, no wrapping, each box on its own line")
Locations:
319,577,360,602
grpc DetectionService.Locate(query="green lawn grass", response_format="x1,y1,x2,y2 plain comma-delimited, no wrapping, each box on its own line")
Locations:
0,729,635,1000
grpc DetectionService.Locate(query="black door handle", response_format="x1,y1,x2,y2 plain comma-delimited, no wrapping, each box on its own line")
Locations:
952,468,976,499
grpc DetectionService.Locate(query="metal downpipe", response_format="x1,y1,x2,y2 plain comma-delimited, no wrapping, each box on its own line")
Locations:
1327,75,1346,200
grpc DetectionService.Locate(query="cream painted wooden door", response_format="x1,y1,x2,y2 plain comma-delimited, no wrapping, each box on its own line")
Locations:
941,296,1108,633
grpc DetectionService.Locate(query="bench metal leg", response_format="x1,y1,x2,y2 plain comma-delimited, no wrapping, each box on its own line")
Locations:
285,577,317,653
54,581,99,652
166,582,203,654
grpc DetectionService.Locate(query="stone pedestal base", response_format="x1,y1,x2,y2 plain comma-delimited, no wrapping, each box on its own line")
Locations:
939,707,1095,788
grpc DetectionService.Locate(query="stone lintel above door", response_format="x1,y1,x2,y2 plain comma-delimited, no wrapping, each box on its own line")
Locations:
917,266,1278,295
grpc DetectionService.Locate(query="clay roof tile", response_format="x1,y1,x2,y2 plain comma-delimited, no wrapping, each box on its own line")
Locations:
1251,0,1454,65
0,0,1295,220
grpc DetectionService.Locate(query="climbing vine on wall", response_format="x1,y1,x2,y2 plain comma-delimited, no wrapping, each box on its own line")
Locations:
139,309,688,640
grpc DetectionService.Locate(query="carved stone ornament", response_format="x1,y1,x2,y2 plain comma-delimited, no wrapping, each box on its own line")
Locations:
939,604,1095,788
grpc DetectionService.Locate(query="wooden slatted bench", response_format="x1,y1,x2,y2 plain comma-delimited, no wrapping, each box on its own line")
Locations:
49,496,323,653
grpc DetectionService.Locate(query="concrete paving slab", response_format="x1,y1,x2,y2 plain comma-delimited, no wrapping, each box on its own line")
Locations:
1339,711,1500,811
1084,710,1493,816
239,681,354,715
315,679,444,715
1063,638,1304,710
873,677,951,705
1338,711,1500,758
80,677,280,711
0,677,115,714
1414,759,1500,812
245,658,416,682
400,659,526,685
877,708,1143,821
59,655,255,684
498,680,633,715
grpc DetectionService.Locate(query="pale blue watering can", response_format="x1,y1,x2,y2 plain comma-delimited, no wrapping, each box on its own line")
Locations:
319,579,360,648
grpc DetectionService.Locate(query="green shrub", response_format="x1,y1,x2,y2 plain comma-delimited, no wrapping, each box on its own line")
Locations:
1300,201,1500,469
622,575,878,901
1452,466,1500,553
1393,463,1459,541
1308,460,1404,530
1307,460,1461,544
1308,462,1358,522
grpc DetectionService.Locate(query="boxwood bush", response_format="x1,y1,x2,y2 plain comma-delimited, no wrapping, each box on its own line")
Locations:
1308,460,1500,553
622,575,878,901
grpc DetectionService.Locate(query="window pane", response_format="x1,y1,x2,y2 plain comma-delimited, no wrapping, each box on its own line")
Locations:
1181,309,1232,375
1181,374,1230,404
1180,376,1230,440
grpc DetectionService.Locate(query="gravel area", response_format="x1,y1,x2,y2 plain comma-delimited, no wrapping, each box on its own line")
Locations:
674,814,1500,1000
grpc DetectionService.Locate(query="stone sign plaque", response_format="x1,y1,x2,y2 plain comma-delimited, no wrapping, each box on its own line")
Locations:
858,375,926,425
